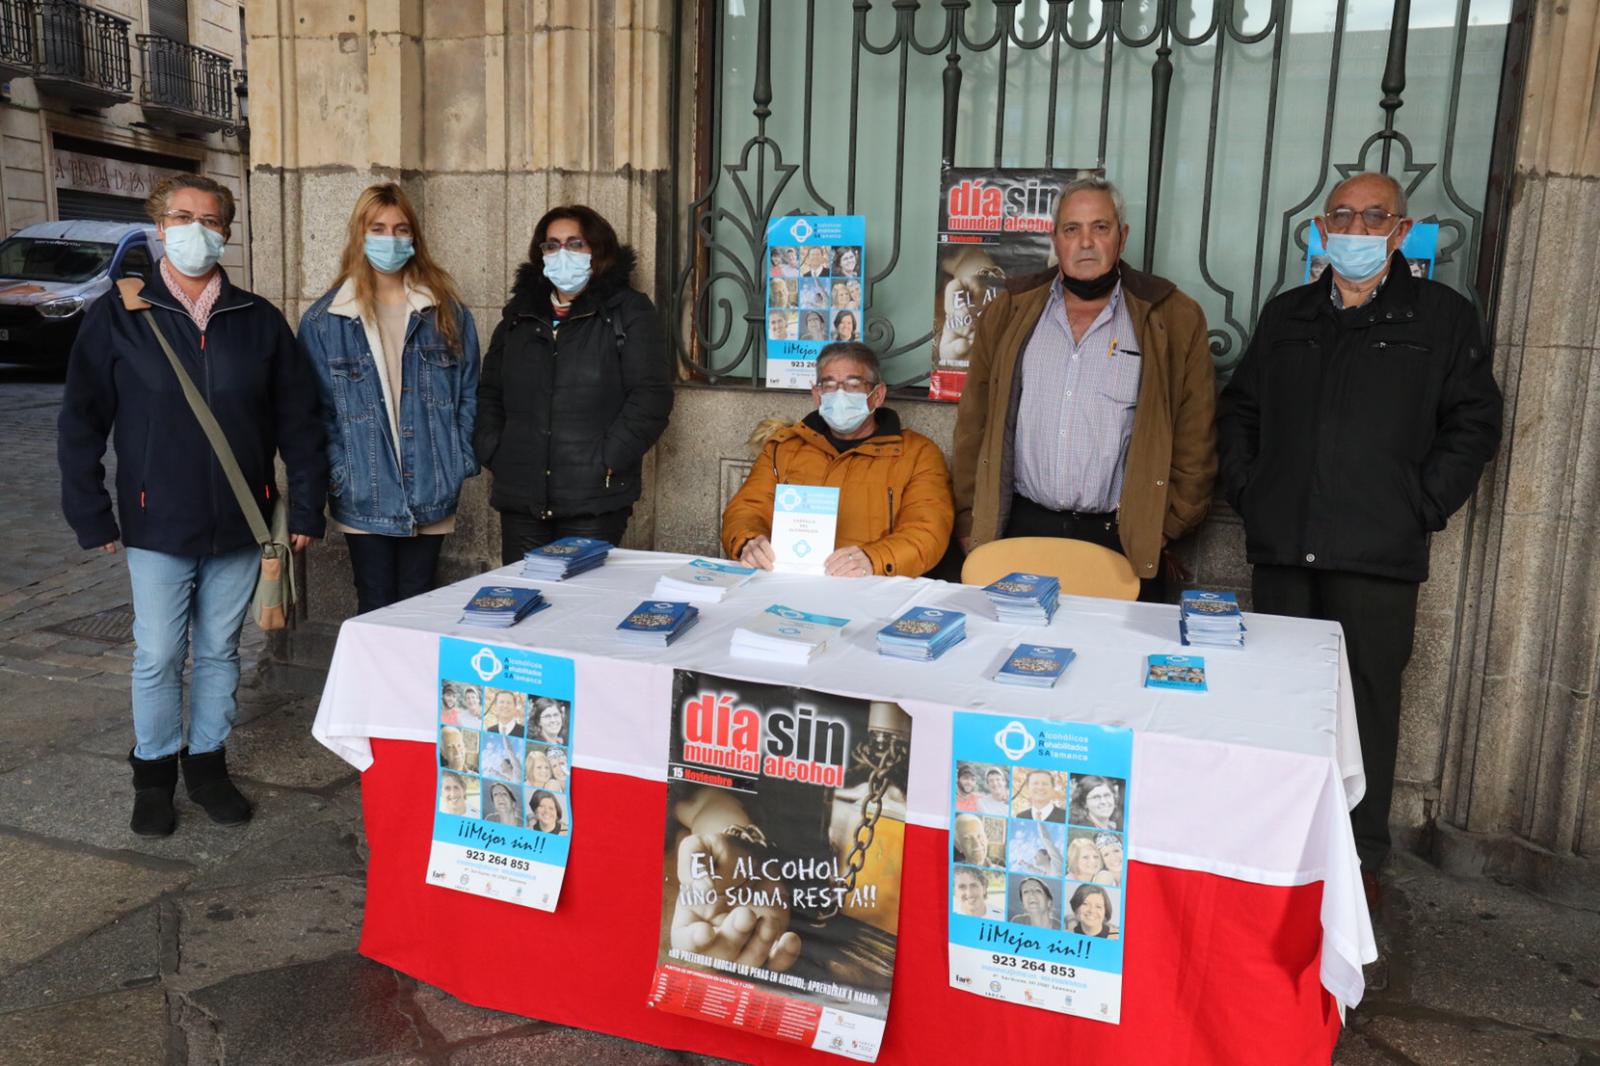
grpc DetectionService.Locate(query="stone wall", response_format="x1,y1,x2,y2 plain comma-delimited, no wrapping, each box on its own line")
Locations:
246,0,673,616
1429,0,1600,906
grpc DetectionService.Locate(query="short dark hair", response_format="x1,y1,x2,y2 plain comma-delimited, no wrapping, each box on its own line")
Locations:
815,341,880,385
529,204,622,280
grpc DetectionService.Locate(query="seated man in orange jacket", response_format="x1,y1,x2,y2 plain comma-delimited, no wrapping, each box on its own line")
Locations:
722,342,954,578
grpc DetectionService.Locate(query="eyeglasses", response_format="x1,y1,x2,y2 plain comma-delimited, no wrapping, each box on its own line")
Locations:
1324,208,1402,233
538,237,590,254
162,211,226,232
815,376,877,394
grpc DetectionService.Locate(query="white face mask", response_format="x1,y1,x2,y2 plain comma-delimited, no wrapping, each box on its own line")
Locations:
818,390,872,434
162,222,226,277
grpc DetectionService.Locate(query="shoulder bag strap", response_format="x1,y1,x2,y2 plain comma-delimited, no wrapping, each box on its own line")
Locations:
137,308,274,548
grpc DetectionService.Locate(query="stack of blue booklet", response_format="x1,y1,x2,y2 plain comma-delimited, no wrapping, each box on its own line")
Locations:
993,644,1076,688
460,586,548,629
876,606,966,661
521,537,612,581
983,572,1061,625
615,600,700,646
1179,590,1245,647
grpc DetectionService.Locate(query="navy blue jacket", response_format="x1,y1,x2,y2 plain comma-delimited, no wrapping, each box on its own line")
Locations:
58,267,328,556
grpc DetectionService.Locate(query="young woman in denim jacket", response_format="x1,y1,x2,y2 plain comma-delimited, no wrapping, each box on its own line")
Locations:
299,184,480,613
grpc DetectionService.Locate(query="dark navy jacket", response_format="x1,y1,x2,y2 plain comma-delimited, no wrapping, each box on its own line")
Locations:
1217,252,1502,582
57,267,328,556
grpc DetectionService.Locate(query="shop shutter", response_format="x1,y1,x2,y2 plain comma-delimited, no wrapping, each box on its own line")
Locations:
147,0,188,42
56,189,150,224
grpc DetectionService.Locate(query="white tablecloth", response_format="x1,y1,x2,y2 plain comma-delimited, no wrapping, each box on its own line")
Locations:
313,549,1376,1006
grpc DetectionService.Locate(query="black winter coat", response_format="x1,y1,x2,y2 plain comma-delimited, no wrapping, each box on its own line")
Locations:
474,247,673,518
57,267,328,556
1217,253,1502,582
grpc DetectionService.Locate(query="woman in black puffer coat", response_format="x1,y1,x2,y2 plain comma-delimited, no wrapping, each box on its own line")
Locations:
475,205,674,563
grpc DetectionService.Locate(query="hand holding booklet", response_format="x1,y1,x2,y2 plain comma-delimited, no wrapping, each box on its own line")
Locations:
730,603,849,664
769,484,839,575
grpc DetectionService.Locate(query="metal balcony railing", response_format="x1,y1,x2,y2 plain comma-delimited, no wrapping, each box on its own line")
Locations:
0,0,132,107
136,33,231,132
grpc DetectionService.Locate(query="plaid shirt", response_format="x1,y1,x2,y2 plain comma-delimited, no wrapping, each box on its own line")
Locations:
159,257,222,331
1013,278,1143,513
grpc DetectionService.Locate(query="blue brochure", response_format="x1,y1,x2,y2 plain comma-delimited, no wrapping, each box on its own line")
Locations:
877,606,967,661
430,637,576,911
460,586,547,628
948,711,1133,1023
616,600,701,646
993,644,1076,688
1144,654,1208,691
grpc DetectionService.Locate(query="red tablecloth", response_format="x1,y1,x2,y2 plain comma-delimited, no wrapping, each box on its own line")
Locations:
358,740,1342,1065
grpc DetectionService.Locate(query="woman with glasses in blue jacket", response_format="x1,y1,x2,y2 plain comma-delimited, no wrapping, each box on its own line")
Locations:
298,184,480,613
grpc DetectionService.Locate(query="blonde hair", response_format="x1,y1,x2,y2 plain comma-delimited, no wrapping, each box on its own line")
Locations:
332,183,467,355
1067,837,1103,879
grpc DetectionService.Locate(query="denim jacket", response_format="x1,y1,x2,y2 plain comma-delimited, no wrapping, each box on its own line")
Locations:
298,278,480,535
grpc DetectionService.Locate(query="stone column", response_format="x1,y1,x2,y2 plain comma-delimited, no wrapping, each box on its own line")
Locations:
1433,0,1600,908
245,0,674,619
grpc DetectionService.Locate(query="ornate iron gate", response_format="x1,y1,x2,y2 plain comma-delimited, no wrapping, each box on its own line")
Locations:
671,0,1529,389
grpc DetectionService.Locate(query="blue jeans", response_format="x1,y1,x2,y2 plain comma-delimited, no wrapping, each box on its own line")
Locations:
126,545,259,759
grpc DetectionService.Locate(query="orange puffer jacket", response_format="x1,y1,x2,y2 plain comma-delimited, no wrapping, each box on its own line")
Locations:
721,408,954,578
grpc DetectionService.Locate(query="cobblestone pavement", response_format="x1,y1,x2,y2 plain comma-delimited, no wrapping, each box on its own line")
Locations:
1,369,1597,1065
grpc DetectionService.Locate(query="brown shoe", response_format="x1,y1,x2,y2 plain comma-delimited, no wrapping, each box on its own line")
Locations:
1362,869,1383,915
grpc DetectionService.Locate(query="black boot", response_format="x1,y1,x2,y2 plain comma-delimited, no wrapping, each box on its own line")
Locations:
128,750,178,836
180,746,253,826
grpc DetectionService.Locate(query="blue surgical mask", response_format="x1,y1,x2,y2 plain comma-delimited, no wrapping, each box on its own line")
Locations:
162,222,226,278
1324,232,1393,283
543,249,592,294
364,235,415,274
819,390,872,434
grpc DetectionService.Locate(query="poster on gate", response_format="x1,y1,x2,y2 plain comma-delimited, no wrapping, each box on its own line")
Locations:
427,637,576,911
647,670,913,1062
931,166,1099,401
764,214,867,390
947,711,1133,1023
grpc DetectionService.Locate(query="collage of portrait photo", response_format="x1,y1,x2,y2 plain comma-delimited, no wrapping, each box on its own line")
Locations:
951,761,1126,940
437,679,571,836
767,243,864,344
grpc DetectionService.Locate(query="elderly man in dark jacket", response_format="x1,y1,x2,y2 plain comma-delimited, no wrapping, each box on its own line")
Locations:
58,173,326,837
474,205,673,563
1217,172,1502,909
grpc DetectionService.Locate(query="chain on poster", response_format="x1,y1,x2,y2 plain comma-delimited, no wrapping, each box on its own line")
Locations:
930,166,1098,401
947,711,1133,1023
427,637,576,911
647,670,913,1062
764,215,867,390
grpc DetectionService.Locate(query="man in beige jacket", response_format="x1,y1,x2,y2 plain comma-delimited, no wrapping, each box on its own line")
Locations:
952,175,1217,598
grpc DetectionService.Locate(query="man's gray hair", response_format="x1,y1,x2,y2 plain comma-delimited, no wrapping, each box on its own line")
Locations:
816,341,881,385
1056,174,1127,229
1324,171,1408,216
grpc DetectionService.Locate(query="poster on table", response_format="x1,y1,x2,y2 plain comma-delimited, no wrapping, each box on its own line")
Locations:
648,670,913,1062
1304,221,1439,284
947,711,1133,1023
764,214,867,390
427,637,576,911
931,166,1098,401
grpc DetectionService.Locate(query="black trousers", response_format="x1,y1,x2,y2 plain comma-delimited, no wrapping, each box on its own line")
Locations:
344,533,446,615
1004,494,1166,603
1252,564,1419,872
498,508,632,566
